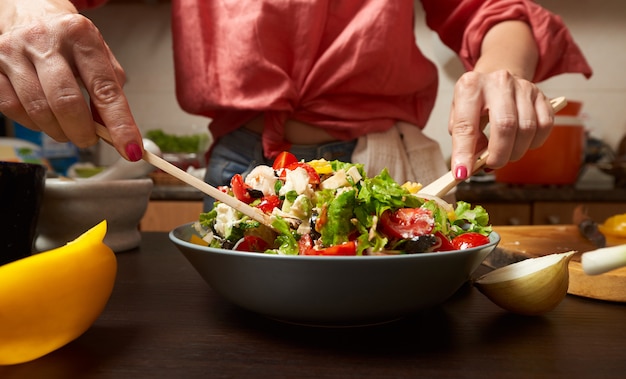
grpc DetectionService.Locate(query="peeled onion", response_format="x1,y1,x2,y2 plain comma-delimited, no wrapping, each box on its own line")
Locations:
474,251,576,316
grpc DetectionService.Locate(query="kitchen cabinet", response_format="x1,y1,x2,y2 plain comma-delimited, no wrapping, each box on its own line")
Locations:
140,200,203,232
456,181,626,226
474,203,532,225
532,201,626,225
475,201,626,226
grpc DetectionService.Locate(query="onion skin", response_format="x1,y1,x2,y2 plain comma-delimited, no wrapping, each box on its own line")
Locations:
474,251,575,316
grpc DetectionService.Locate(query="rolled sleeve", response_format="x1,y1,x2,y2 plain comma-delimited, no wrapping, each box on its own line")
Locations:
423,0,592,81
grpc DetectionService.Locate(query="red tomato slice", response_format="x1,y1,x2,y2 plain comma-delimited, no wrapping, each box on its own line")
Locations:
257,195,280,214
303,240,357,256
434,231,455,252
234,235,271,252
451,232,490,250
230,174,252,203
379,208,434,239
272,151,298,169
298,233,314,255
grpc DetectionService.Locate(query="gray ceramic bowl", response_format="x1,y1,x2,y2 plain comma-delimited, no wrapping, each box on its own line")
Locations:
170,223,500,326
36,178,153,253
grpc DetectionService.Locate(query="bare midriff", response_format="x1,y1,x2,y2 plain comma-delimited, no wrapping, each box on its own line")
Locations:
244,115,336,145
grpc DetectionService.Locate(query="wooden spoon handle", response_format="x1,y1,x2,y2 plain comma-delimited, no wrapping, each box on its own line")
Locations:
418,96,568,198
418,150,490,199
94,123,273,227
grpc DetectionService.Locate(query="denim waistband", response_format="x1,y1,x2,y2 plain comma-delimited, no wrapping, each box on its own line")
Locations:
220,128,357,164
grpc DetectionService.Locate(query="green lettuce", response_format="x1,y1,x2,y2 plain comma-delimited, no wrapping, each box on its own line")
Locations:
450,201,492,236
356,169,422,217
318,189,357,246
265,216,299,255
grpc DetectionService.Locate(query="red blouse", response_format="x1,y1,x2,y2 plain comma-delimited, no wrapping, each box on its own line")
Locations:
74,0,592,158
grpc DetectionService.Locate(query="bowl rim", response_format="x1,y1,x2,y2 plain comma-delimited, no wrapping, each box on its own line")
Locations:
169,222,500,261
0,161,46,168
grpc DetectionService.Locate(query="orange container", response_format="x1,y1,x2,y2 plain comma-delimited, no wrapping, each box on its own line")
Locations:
557,100,582,116
494,116,586,185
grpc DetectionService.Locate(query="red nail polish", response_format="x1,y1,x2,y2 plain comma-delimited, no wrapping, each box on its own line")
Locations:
125,143,143,162
455,165,468,180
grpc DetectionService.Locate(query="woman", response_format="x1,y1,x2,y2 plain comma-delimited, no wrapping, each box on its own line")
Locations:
0,0,592,208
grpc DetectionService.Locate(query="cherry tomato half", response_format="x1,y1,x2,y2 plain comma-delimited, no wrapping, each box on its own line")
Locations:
230,174,252,203
272,151,298,170
451,232,490,250
234,235,271,253
256,195,281,214
379,208,434,240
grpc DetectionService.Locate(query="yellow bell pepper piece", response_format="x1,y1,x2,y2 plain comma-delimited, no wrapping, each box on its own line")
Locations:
307,158,334,175
401,181,423,194
190,234,209,246
599,214,626,238
0,220,117,365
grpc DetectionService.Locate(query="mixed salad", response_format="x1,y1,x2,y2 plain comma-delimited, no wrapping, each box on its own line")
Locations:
192,151,492,255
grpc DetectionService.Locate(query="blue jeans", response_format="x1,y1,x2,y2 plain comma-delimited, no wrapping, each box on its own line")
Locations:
203,128,357,211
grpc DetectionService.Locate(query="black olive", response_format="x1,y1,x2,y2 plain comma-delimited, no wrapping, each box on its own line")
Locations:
308,213,322,241
222,240,235,250
396,234,437,254
247,188,264,199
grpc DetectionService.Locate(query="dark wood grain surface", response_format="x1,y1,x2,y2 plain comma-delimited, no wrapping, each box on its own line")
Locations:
2,232,625,378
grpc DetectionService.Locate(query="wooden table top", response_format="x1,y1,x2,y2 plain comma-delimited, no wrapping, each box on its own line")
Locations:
2,232,625,378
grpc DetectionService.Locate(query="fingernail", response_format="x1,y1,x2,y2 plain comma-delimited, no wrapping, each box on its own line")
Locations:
125,143,143,162
484,168,494,173
455,165,468,180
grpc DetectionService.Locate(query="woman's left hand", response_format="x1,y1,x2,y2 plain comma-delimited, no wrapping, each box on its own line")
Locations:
448,69,555,180
448,19,559,180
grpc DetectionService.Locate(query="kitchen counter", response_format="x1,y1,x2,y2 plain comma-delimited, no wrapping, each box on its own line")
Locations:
149,184,204,201
148,165,626,204
2,232,625,378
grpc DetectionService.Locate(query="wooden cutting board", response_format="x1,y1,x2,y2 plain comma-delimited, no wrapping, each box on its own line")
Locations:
488,225,626,302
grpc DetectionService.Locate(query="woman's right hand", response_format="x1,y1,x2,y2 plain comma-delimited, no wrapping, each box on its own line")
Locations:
0,0,144,161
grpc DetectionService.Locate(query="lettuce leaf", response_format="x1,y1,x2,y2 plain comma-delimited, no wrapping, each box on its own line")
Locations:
356,168,422,217
451,201,492,236
319,189,357,246
265,216,299,255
